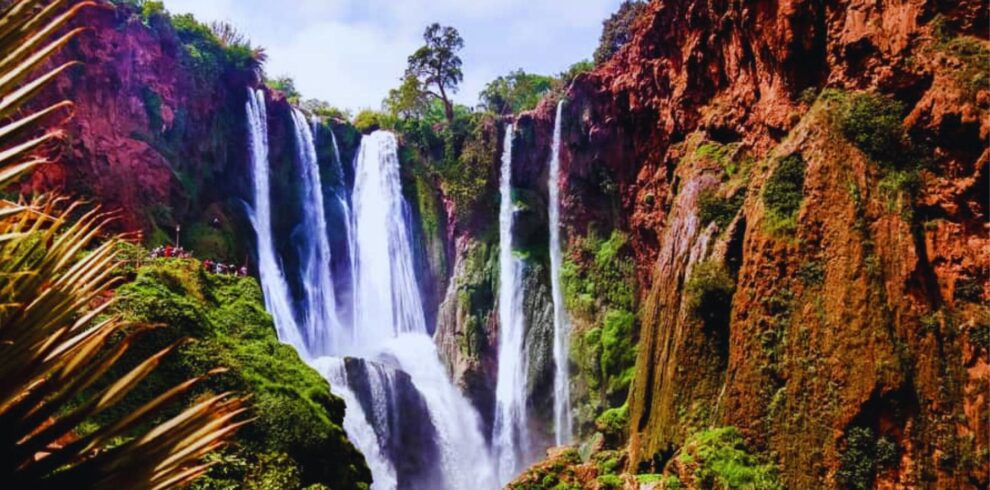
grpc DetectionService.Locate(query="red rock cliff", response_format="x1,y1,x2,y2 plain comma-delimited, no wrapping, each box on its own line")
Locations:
546,0,987,487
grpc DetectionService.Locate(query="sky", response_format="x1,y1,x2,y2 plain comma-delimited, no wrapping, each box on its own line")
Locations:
161,0,624,111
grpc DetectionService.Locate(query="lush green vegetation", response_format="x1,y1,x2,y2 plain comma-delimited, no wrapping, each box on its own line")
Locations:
267,76,302,103
509,449,583,490
677,427,782,490
836,427,899,490
837,93,910,170
835,91,923,214
595,403,630,446
479,69,556,114
932,16,990,102
562,230,638,437
698,187,747,229
685,260,736,330
594,1,648,65
111,258,371,489
762,153,806,234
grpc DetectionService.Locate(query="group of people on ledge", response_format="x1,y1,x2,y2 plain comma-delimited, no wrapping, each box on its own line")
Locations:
149,245,248,277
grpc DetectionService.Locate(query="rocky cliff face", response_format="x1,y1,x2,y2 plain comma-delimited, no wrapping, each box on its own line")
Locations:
525,0,988,487
26,4,362,266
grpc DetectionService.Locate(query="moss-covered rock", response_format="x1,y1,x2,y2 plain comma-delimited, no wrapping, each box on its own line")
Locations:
667,427,782,490
110,258,371,489
561,229,638,440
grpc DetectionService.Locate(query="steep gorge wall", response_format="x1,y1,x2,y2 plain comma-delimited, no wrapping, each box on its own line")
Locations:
26,4,363,267
529,0,988,487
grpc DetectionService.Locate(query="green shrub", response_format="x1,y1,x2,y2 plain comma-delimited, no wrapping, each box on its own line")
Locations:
479,69,556,114
762,153,806,233
686,260,736,329
698,187,746,229
837,93,909,169
266,76,302,103
437,113,499,222
596,474,623,489
560,60,594,86
837,427,900,490
353,109,385,134
679,427,782,490
595,403,629,445
141,0,165,20
601,310,636,396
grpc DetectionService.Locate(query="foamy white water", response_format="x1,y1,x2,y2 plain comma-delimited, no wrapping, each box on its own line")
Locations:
352,131,427,347
492,124,531,484
246,89,304,350
548,101,573,446
291,108,342,356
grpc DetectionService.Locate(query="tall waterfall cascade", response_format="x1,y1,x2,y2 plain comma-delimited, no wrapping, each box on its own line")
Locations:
246,96,495,489
352,132,428,345
492,124,531,484
246,89,303,350
291,108,342,357
548,101,573,445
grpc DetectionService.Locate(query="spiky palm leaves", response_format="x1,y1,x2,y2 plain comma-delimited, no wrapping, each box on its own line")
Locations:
0,1,247,488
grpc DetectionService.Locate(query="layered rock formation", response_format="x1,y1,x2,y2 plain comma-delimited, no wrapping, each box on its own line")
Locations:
517,0,989,487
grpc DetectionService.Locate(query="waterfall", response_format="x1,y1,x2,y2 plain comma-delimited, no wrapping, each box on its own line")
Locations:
330,129,359,338
245,89,304,350
348,131,496,489
352,131,427,344
291,109,342,356
548,101,573,445
315,357,398,489
492,124,531,483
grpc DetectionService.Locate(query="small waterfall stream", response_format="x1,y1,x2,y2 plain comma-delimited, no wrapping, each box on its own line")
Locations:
492,124,531,484
548,101,573,445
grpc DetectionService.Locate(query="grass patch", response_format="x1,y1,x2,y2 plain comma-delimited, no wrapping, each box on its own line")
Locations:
679,427,782,490
762,153,806,234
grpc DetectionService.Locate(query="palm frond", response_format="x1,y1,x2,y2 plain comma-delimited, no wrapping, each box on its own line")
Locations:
0,1,248,488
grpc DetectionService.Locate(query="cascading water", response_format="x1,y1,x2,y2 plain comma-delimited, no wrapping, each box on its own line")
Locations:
548,101,573,445
351,132,427,344
291,109,342,356
329,129,359,336
249,106,496,489
246,88,304,350
351,132,496,489
492,124,531,484
314,357,398,489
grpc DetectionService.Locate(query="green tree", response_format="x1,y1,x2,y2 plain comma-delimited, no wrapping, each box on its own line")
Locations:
479,69,555,114
406,23,464,124
266,76,301,103
384,72,430,119
594,1,647,65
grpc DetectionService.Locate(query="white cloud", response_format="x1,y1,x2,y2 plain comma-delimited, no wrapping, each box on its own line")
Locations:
162,0,623,110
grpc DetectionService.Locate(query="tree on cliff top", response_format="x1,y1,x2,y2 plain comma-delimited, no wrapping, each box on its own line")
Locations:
406,23,464,124
479,69,556,115
594,0,647,65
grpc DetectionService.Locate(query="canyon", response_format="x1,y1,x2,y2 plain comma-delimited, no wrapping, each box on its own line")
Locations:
22,1,989,489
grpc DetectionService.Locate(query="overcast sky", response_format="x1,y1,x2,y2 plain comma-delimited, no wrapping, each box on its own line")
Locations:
161,0,623,111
